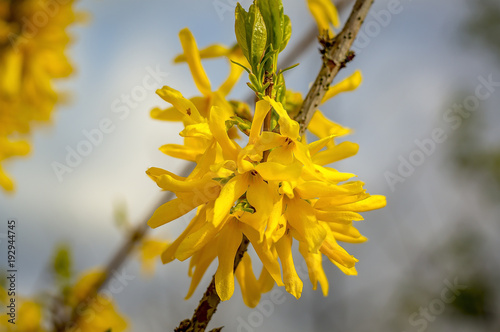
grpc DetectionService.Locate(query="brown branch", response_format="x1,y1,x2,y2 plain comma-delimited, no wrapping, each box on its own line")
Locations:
295,0,374,135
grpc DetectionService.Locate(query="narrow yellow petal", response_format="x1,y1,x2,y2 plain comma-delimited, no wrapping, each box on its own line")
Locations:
215,221,242,301
322,70,363,103
147,197,201,228
258,266,276,294
178,28,212,96
249,100,271,143
254,161,302,182
308,110,351,139
175,44,231,62
176,222,221,261
315,210,364,224
312,141,359,166
241,223,284,286
185,242,217,299
329,195,387,212
212,174,249,227
209,105,241,161
161,206,207,263
235,253,261,308
150,106,185,122
156,86,204,123
275,234,303,299
285,198,326,253
298,241,329,296
265,97,300,139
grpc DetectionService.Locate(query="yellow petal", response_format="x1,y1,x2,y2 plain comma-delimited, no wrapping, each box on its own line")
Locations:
150,106,185,122
307,0,340,37
275,234,303,299
161,205,207,263
178,28,212,96
249,100,271,143
295,181,354,199
176,222,221,261
308,110,351,139
146,167,186,182
258,265,277,294
148,197,201,228
298,241,329,296
209,105,241,161
314,192,371,210
265,97,300,139
312,141,359,166
241,223,284,286
302,164,355,183
159,143,205,162
156,86,204,123
0,166,14,192
315,210,364,224
328,195,387,212
185,242,217,299
218,49,247,96
329,223,368,243
285,197,326,253
322,70,363,103
254,161,302,182
215,221,242,301
175,44,231,62
212,174,249,227
235,253,261,308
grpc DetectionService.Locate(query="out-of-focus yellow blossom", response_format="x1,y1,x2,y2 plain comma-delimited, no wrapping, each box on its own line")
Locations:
69,270,128,332
0,0,82,192
139,238,169,274
0,137,30,191
307,0,340,37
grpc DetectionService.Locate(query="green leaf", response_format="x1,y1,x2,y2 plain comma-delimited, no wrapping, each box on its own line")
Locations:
235,4,249,63
280,14,292,52
246,4,267,73
256,0,283,52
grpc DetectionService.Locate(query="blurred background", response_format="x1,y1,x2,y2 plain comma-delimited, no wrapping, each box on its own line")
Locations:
1,0,499,331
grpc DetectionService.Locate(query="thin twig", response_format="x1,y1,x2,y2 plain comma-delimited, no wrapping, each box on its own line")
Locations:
295,0,374,135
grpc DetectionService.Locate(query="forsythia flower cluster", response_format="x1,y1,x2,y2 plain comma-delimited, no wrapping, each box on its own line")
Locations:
0,0,81,192
146,0,386,307
146,0,386,308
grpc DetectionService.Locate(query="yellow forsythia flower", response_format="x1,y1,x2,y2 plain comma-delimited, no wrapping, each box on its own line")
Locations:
0,0,82,192
139,238,169,274
307,0,340,37
147,27,385,306
69,270,128,332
